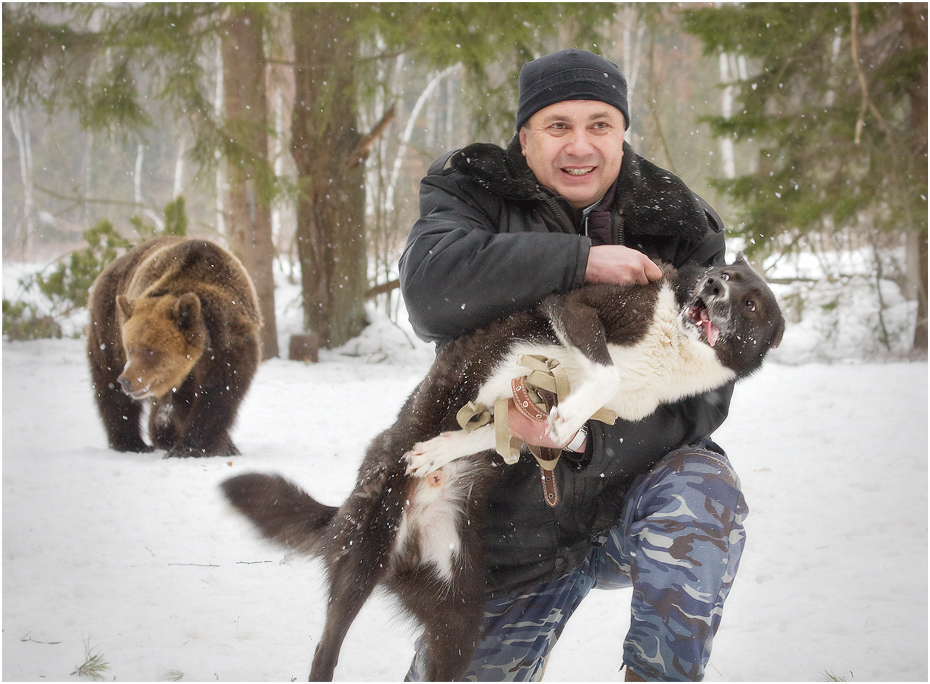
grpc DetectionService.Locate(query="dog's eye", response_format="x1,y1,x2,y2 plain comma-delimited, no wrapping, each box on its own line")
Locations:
719,272,730,281
745,300,756,312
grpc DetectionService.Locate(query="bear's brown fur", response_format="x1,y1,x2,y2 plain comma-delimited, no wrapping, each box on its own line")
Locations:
87,236,262,457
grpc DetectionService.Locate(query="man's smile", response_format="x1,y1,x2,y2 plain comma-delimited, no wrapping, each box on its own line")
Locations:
563,167,596,176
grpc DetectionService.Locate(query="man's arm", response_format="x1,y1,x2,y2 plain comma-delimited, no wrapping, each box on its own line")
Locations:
583,383,734,478
399,170,588,345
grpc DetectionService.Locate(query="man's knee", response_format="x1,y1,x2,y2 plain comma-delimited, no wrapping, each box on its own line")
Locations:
653,446,745,513
624,446,748,561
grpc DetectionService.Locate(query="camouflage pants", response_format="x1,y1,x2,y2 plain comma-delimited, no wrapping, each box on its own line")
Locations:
406,444,748,682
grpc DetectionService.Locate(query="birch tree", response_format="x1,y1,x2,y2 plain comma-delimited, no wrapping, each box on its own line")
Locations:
7,107,34,254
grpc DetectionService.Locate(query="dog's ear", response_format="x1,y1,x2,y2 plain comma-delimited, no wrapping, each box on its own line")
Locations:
734,252,749,266
771,316,786,349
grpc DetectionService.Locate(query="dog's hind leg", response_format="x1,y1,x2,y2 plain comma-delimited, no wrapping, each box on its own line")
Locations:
310,565,385,681
309,452,410,680
309,495,402,680
395,538,487,680
420,586,485,680
396,463,493,681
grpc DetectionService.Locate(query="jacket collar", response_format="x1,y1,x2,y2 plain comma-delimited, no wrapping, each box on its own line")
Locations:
448,136,707,242
449,136,541,201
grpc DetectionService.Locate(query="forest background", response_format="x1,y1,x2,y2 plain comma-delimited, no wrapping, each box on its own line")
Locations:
2,2,927,359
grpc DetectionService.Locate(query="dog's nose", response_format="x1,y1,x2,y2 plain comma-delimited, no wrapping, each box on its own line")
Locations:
118,375,132,394
704,276,726,298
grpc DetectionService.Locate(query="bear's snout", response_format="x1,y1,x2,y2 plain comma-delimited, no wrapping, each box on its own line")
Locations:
117,369,152,399
117,375,135,395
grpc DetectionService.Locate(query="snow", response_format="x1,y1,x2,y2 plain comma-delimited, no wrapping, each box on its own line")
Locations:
2,276,927,682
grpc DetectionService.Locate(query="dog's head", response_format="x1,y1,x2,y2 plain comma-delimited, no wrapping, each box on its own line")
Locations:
681,253,785,377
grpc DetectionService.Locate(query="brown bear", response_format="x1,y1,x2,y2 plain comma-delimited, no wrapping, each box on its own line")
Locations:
86,236,262,457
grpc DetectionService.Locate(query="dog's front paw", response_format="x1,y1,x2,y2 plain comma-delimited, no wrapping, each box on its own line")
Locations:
546,405,586,447
404,442,441,477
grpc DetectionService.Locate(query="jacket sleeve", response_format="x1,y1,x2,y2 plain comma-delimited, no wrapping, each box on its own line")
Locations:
399,168,589,345
581,382,734,480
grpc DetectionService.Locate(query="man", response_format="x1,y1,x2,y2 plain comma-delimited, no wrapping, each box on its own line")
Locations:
399,49,746,682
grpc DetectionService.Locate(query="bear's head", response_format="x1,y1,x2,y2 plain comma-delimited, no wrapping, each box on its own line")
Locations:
116,292,207,399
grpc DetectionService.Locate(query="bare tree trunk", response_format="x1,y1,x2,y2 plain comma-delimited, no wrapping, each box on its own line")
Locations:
901,2,927,352
173,132,186,200
221,6,280,359
385,65,458,215
7,108,34,256
290,4,369,349
214,38,227,240
619,9,646,145
134,142,144,205
718,53,736,179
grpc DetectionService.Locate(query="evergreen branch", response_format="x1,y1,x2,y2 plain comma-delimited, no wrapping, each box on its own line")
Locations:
33,183,155,211
71,634,110,681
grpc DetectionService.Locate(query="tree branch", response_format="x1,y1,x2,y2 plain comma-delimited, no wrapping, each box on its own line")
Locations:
365,278,400,299
849,3,893,144
849,3,869,145
350,103,396,168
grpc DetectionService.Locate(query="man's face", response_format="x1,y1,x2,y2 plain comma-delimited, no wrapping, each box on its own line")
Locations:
519,100,626,210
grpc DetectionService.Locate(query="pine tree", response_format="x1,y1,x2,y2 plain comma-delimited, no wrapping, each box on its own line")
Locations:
682,3,927,350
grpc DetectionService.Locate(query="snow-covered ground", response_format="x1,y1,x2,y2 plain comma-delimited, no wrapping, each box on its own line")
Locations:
2,263,927,681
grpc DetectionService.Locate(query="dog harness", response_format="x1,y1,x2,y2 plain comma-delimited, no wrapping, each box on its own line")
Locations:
456,355,616,507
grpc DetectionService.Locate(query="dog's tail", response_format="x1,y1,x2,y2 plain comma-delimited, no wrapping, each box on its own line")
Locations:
221,472,336,556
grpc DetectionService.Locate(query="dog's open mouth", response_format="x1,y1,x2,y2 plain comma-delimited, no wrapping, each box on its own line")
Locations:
685,300,721,347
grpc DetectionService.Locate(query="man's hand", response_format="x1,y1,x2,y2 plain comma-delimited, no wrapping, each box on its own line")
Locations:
584,245,663,286
507,400,586,451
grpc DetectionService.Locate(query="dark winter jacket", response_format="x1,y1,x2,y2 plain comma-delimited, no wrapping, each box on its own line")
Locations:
399,136,734,597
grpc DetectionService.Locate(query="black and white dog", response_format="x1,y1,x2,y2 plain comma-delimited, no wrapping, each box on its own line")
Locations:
222,254,784,681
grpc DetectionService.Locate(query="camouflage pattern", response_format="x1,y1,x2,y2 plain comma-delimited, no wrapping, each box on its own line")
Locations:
406,445,747,682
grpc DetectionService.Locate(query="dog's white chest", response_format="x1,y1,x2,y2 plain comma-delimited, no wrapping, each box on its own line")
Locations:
602,284,735,419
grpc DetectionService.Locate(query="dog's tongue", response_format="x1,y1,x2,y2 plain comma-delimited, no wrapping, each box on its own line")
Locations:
700,309,720,347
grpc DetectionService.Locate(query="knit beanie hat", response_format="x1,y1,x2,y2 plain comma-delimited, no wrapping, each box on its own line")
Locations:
515,49,630,132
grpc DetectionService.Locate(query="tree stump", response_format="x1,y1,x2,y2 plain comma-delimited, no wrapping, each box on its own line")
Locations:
289,333,320,363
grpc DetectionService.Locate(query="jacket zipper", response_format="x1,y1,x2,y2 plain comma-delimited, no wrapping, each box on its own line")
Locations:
614,214,625,246
541,194,577,234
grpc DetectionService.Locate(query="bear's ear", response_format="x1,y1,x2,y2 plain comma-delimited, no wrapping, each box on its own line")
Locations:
172,293,202,331
116,295,134,319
